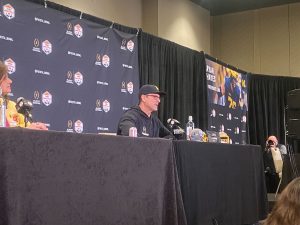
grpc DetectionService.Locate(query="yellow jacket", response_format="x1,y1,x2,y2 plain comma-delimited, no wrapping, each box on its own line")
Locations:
4,99,27,127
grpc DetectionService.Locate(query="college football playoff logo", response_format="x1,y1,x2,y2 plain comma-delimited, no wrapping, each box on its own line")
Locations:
3,4,15,20
74,72,83,86
42,91,52,106
67,120,73,129
74,24,83,38
127,82,133,94
127,40,134,52
74,120,83,133
34,91,40,100
102,55,110,68
34,39,39,48
4,58,16,74
42,40,52,55
102,100,110,112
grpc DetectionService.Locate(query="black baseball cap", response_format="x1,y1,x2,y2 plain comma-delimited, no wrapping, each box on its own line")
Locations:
139,84,166,97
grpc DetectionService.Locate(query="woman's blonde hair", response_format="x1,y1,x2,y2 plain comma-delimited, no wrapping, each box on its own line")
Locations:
0,60,8,82
264,177,300,225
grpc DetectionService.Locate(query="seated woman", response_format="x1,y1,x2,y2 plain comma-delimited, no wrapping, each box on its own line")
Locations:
0,60,47,130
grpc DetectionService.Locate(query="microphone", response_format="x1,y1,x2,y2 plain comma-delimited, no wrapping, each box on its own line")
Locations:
15,97,33,123
167,118,185,139
167,118,180,126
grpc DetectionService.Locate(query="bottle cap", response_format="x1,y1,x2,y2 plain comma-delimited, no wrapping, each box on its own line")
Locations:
188,115,193,121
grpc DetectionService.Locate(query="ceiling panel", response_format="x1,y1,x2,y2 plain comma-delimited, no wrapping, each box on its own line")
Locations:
191,0,300,16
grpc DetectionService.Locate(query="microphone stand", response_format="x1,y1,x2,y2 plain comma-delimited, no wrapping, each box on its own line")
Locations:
24,110,33,128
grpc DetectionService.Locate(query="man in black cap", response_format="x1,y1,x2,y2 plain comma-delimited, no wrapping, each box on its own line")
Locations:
117,84,173,138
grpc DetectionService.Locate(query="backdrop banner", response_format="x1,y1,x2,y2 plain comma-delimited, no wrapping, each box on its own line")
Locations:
206,58,248,144
0,0,139,133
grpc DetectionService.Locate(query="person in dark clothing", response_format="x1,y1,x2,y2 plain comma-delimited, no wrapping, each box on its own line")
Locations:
117,84,173,138
263,135,287,193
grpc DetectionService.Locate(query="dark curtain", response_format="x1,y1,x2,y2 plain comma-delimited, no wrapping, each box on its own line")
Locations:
248,74,300,146
139,33,207,130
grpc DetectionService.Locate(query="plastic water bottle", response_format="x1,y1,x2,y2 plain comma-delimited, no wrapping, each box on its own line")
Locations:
0,88,6,127
186,115,194,140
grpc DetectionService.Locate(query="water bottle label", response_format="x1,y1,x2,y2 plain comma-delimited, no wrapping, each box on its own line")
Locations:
0,98,6,127
186,127,193,140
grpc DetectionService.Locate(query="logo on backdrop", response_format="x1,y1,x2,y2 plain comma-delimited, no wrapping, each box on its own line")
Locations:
3,4,15,20
242,115,247,123
42,91,52,106
34,69,50,76
211,109,216,117
97,126,109,131
74,24,83,38
121,39,135,52
33,39,52,55
4,58,16,74
65,71,83,85
102,100,110,112
121,81,134,94
95,54,111,68
66,22,73,36
96,80,108,86
227,113,232,120
74,72,83,86
127,82,133,94
121,82,126,90
66,120,83,133
34,17,51,25
67,120,73,132
0,34,13,42
33,91,41,105
66,71,73,84
42,40,52,55
95,53,102,66
127,40,134,52
102,54,110,68
74,120,83,133
96,34,108,41
32,38,41,52
95,99,102,112
65,23,83,38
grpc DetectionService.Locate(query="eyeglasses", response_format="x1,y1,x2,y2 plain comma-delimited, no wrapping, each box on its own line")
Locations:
146,94,160,99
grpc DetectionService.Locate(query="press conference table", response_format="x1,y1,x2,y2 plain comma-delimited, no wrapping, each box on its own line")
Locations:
174,141,268,225
0,128,268,225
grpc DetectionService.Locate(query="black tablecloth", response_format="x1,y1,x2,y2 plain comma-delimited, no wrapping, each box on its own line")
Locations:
0,128,186,225
0,128,268,225
174,141,268,225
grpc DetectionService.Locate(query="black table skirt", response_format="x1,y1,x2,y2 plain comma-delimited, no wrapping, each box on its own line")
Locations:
0,128,186,225
174,141,268,225
0,128,268,225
